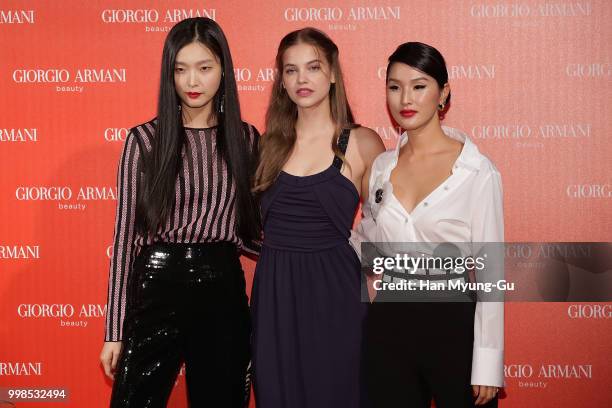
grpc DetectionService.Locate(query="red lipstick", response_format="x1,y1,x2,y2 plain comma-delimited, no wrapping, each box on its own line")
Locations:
187,92,202,99
400,109,417,118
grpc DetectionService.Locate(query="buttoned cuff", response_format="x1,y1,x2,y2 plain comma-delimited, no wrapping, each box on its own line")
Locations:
471,346,504,387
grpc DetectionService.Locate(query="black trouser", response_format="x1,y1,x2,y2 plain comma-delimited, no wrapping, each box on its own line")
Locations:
364,301,498,408
110,242,251,408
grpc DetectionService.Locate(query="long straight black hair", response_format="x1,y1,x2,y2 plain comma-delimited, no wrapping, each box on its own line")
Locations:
136,17,260,242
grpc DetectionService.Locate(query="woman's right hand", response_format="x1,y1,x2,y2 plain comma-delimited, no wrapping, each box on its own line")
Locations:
100,341,122,380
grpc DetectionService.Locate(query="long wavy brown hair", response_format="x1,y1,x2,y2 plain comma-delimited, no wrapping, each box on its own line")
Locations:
253,27,356,192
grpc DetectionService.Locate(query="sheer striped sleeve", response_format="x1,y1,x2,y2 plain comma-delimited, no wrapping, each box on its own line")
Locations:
104,129,142,342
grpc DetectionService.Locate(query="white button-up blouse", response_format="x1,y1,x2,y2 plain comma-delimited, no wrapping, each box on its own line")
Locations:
351,126,505,387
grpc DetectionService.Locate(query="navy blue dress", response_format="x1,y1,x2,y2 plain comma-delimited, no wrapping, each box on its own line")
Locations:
251,129,366,407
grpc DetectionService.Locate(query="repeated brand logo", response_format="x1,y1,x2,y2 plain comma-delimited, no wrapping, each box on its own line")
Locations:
284,6,401,31
471,123,592,148
17,303,107,328
0,362,42,376
504,243,592,259
566,184,611,198
539,124,591,138
540,364,593,379
448,64,495,80
104,127,129,142
472,125,532,140
376,65,495,80
284,7,343,21
566,63,611,77
15,186,117,211
568,304,611,318
12,68,127,93
0,128,37,142
234,67,275,92
0,9,35,24
15,186,72,200
505,363,593,388
101,8,216,32
470,3,592,17
0,245,40,259
372,125,402,141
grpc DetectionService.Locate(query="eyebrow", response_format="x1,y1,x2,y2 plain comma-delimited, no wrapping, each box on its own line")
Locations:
283,59,322,68
175,59,215,65
387,76,430,83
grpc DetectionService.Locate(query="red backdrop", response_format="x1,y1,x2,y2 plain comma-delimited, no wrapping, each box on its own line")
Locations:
1,1,610,407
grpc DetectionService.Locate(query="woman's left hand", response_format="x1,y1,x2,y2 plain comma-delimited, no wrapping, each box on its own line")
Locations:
472,385,499,405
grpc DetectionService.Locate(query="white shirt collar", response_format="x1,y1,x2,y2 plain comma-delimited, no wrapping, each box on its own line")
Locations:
395,126,482,172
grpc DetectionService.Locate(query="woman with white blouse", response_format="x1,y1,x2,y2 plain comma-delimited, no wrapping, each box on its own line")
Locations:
352,42,504,407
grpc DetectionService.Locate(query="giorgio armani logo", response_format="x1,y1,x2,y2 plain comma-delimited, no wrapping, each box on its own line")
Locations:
0,362,42,376
0,128,37,142
377,65,495,80
104,127,129,142
101,8,216,32
538,364,592,379
12,68,127,93
15,186,117,211
234,67,275,92
471,124,592,149
505,363,593,389
568,304,611,319
448,64,495,80
470,2,592,17
539,124,591,138
12,69,126,83
472,125,532,140
0,245,39,259
566,184,611,198
284,6,401,31
18,304,75,318
472,124,592,139
372,125,402,141
17,304,106,328
566,63,611,77
0,9,35,24
504,363,596,380
284,7,343,21
101,9,159,23
15,186,72,200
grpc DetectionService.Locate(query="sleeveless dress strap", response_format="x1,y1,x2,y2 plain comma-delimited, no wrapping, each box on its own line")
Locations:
332,128,351,170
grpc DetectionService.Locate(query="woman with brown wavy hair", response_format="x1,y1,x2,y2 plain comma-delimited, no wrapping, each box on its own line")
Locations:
250,28,384,407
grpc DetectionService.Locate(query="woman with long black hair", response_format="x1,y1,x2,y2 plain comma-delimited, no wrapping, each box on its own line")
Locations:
99,17,260,407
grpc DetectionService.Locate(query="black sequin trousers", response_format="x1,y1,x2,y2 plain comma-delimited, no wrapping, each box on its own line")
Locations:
110,242,251,408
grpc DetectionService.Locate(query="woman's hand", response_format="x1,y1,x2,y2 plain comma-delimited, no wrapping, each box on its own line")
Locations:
100,341,123,380
472,384,499,405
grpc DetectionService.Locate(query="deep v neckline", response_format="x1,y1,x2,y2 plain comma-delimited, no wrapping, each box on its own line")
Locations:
387,149,462,218
387,172,453,217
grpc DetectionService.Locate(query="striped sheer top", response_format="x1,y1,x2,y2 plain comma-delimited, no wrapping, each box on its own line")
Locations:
105,119,260,342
